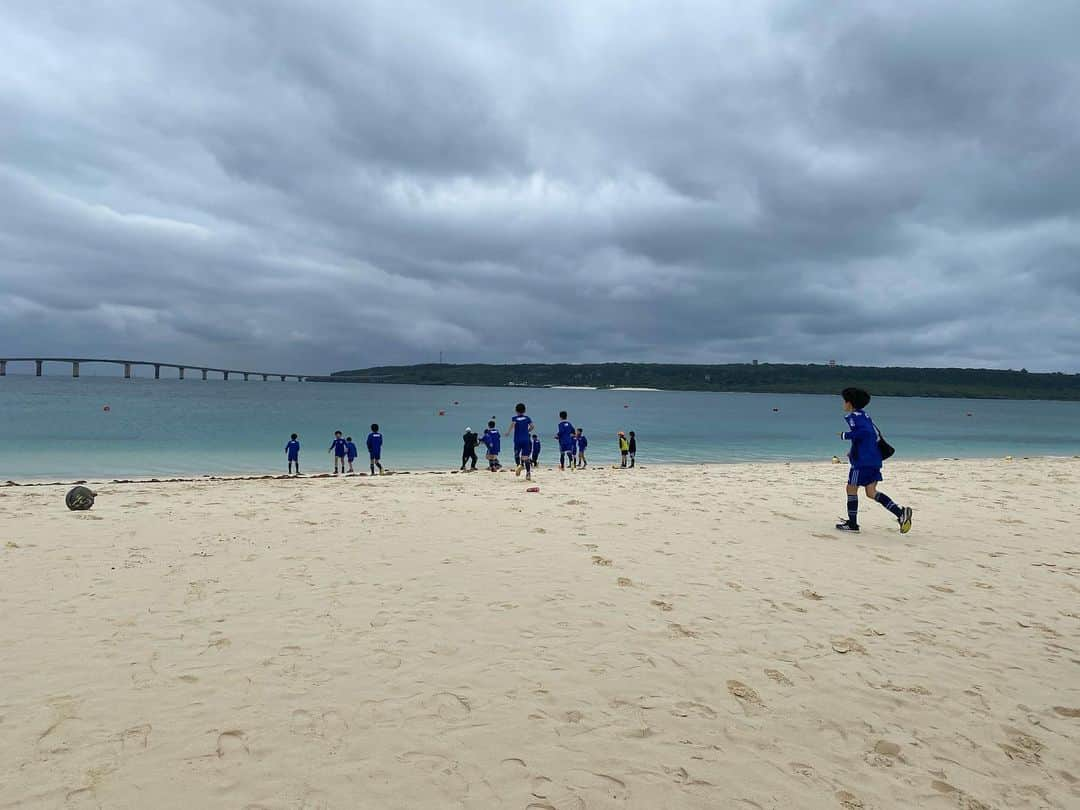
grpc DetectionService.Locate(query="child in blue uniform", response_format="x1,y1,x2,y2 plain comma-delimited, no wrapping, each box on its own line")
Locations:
483,420,501,471
328,431,347,474
575,428,588,468
286,433,300,475
367,424,384,475
556,411,576,470
530,433,541,466
345,436,358,473
836,387,913,534
506,403,535,481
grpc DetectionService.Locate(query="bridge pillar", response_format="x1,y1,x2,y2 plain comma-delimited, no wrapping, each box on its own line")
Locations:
154,364,161,380
0,360,6,376
280,375,286,381
243,372,249,381
36,360,43,377
178,367,185,380
72,361,80,378
201,368,208,380
223,371,230,381
297,376,303,382
262,374,268,381
124,363,132,379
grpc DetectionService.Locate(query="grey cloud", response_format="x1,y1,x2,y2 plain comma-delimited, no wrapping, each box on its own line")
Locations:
2,0,1079,374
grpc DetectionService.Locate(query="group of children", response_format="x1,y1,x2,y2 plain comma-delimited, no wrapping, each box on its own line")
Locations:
460,407,636,474
281,387,910,537
283,425,384,476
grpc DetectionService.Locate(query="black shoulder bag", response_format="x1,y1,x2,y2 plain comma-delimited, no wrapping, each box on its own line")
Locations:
876,425,895,461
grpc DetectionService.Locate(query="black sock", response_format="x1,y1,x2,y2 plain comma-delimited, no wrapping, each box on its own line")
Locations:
875,491,903,517
847,494,859,525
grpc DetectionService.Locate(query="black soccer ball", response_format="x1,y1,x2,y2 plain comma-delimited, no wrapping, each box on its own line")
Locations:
65,486,97,511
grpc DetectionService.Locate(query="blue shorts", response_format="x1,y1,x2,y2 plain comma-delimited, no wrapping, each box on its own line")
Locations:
848,467,883,487
514,440,532,458
369,453,381,461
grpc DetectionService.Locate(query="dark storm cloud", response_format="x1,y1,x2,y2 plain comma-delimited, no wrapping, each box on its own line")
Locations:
2,0,1079,373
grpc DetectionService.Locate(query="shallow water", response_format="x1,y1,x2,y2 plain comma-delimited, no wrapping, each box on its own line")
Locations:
2,375,1079,479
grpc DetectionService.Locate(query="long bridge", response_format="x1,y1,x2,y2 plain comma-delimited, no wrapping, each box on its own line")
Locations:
0,357,307,381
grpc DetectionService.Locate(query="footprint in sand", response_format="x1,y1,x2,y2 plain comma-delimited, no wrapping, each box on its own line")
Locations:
1053,706,1080,717
651,600,674,612
831,638,867,655
836,790,864,809
999,727,1044,764
216,729,248,758
421,691,471,721
592,556,613,567
672,701,717,719
370,611,390,628
801,589,824,601
617,577,633,587
764,668,793,686
726,680,765,709
930,780,991,810
119,723,152,750
668,623,698,638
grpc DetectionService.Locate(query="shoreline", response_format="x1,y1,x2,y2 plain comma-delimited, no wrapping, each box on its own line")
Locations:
4,453,1074,488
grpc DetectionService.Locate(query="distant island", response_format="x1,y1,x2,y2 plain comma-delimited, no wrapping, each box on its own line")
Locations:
304,362,1080,401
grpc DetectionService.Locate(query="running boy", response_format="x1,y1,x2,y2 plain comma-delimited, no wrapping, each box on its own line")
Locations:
482,420,502,471
531,433,541,466
286,433,301,475
328,430,347,474
618,432,629,467
628,431,637,467
556,411,576,470
836,387,913,534
345,436,358,474
575,428,588,468
506,403,535,481
367,424,384,475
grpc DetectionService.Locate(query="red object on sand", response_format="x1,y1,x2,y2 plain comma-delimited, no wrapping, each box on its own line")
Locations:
526,486,540,493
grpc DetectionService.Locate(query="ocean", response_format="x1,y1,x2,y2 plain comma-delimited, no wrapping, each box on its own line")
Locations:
2,375,1080,480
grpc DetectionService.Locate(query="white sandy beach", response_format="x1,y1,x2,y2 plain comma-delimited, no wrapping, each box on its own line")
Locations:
1,458,1078,809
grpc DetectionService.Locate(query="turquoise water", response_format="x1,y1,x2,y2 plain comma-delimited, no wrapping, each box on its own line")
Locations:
2,375,1080,479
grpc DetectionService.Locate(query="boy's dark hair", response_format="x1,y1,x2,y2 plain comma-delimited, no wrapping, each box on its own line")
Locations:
370,423,379,432
559,410,567,419
291,433,297,440
841,387,871,410
346,436,352,442
515,403,526,413
334,430,342,436
487,420,496,428
629,431,635,437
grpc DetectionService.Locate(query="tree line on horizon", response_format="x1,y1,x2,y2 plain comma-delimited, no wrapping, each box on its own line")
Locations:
305,362,1080,401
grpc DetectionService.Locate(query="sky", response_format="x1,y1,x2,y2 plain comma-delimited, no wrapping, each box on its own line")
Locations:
2,1,1079,375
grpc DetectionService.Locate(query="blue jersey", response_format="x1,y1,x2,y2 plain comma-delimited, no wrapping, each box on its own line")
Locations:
576,434,588,451
366,432,383,456
531,437,541,457
483,429,501,454
557,420,575,450
511,414,533,446
285,440,300,460
345,441,358,461
330,437,347,457
842,410,882,468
